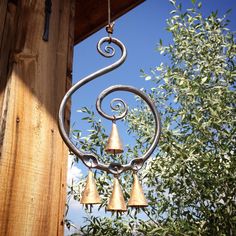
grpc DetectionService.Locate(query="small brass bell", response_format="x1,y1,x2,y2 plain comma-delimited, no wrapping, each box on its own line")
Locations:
107,176,127,212
128,173,148,207
105,120,123,154
80,170,101,205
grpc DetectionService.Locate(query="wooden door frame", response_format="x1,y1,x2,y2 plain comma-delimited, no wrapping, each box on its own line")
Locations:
0,1,74,235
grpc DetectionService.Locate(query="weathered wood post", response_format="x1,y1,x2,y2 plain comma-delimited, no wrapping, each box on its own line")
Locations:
0,0,74,235
0,0,144,235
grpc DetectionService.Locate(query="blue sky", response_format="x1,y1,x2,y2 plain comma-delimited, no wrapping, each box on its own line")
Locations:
71,0,236,136
66,0,236,234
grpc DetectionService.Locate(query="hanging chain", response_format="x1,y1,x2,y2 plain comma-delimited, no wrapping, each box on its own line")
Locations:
106,0,114,38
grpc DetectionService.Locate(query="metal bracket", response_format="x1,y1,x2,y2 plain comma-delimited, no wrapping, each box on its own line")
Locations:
42,0,52,41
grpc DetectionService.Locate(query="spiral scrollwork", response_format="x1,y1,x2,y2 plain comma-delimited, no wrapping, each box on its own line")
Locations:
96,94,128,121
58,37,161,175
110,98,127,114
97,38,116,58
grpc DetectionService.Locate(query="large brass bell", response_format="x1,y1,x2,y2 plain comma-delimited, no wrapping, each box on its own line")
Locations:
107,176,127,212
105,120,123,154
128,173,148,207
80,170,101,205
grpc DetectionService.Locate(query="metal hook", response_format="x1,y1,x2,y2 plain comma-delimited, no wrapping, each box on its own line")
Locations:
42,0,52,41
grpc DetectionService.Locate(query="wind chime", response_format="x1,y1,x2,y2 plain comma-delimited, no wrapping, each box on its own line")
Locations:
58,0,161,212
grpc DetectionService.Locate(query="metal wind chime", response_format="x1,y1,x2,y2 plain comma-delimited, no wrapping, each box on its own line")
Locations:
58,0,161,212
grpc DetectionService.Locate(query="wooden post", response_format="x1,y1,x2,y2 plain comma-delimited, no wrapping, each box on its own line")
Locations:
0,0,74,235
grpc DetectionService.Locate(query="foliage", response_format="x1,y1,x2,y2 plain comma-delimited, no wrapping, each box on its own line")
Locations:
67,0,236,235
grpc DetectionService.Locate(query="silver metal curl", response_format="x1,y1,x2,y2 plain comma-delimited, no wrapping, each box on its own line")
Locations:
96,96,128,121
97,43,115,58
110,98,126,111
58,37,161,175
110,98,128,119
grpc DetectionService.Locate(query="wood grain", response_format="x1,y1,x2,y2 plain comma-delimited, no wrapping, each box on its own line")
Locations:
0,2,17,116
0,0,145,235
0,0,74,235
0,0,8,47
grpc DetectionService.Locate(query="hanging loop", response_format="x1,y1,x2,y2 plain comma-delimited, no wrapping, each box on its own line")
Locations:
106,22,115,35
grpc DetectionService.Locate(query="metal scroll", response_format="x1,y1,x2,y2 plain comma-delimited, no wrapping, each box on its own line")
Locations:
58,37,161,175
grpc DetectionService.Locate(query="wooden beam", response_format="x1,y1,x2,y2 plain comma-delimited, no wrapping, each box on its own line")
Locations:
0,0,8,47
74,0,145,44
0,0,74,235
0,0,144,235
0,2,16,113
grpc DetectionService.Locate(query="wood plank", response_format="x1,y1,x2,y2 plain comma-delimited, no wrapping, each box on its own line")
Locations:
0,0,74,235
0,0,8,46
0,1,145,235
0,2,17,117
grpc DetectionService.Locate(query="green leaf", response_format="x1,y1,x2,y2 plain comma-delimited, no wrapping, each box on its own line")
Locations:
67,2,236,235
145,75,152,81
159,39,163,46
201,76,208,84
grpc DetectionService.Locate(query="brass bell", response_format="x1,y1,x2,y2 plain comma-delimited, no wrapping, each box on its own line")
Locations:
128,173,148,207
80,170,101,205
105,120,123,154
107,176,127,212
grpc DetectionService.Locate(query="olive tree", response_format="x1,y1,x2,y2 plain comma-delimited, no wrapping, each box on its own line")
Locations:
67,0,236,235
